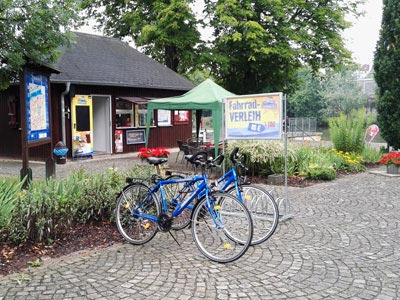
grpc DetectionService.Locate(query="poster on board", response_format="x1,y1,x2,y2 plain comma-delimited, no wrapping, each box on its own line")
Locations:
225,93,283,140
25,71,50,142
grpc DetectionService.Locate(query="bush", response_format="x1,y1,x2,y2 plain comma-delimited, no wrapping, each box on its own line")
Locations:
225,140,296,176
0,177,24,240
304,165,336,180
5,165,154,245
361,147,384,164
293,146,337,180
328,108,372,154
330,149,366,172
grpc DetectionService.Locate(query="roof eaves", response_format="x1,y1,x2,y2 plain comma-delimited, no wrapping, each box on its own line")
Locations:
50,79,193,91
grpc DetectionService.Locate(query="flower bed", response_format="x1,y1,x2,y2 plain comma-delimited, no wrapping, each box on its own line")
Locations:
137,147,170,159
379,152,400,166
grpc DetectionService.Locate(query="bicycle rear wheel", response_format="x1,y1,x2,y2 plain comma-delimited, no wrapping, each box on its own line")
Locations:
116,182,160,244
191,191,253,263
227,184,279,245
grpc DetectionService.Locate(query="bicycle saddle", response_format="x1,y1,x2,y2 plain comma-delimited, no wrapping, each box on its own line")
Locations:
146,157,168,165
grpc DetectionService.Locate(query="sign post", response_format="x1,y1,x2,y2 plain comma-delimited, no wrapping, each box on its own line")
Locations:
19,64,58,187
225,93,283,140
224,92,293,221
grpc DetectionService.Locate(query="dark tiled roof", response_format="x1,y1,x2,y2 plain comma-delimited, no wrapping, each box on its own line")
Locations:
50,32,194,91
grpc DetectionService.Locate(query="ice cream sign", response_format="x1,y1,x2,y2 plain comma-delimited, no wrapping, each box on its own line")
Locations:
225,93,283,140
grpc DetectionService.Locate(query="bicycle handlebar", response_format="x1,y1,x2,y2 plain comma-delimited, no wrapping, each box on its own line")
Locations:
188,147,248,171
189,151,225,169
229,147,248,170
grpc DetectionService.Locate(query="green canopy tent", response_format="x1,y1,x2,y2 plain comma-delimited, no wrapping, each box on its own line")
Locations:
146,79,235,157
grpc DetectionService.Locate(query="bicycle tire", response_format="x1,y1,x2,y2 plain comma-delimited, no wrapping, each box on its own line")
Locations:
164,174,193,230
227,184,279,245
191,191,253,263
116,182,160,245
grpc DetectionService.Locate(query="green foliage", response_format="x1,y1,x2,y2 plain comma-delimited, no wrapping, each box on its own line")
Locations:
28,258,42,267
187,69,213,85
291,146,337,179
361,147,384,164
81,0,363,92
0,177,23,231
329,149,366,172
4,165,152,244
288,67,324,121
226,142,371,181
374,0,400,150
304,165,337,181
204,0,362,94
0,0,81,90
68,167,124,224
319,68,368,118
328,109,372,154
225,140,296,176
288,66,368,123
81,0,201,72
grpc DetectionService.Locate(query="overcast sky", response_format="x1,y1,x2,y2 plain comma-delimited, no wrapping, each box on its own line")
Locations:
342,0,383,66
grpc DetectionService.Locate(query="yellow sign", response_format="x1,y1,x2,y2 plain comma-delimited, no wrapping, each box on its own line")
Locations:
71,95,94,157
225,93,282,139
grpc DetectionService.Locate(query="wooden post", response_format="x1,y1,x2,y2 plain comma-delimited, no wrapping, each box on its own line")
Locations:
19,68,31,188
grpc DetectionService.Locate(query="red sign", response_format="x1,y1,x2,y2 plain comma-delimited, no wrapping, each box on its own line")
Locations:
364,124,379,143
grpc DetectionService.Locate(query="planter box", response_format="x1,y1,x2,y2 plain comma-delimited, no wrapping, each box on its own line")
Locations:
267,174,284,185
387,164,400,174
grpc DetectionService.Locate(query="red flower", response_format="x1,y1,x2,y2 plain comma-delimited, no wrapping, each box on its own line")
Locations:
137,147,170,159
379,152,400,165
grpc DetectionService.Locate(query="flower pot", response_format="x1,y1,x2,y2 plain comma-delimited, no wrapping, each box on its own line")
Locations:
386,164,400,174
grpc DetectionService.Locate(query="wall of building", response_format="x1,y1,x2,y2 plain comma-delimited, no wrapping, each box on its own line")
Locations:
0,83,192,160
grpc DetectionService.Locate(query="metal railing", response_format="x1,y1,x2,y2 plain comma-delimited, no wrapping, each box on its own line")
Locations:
287,117,319,142
288,117,317,133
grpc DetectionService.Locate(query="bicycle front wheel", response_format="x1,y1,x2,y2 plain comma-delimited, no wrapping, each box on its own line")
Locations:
191,192,253,263
116,182,160,245
228,184,279,245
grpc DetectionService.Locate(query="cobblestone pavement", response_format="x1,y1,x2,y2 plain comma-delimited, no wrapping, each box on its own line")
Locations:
0,155,399,299
0,152,145,180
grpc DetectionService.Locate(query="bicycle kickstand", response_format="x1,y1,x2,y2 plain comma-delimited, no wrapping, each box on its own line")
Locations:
168,230,181,247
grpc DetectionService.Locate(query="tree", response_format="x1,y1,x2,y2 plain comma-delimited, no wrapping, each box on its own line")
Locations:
374,0,400,150
319,67,368,118
289,66,368,124
0,0,81,90
288,67,324,121
203,0,363,94
81,0,201,73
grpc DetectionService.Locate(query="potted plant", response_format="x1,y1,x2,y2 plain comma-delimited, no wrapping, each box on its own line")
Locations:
379,152,400,174
137,147,170,160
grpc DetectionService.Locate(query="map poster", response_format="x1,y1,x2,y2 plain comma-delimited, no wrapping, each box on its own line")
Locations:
25,71,50,142
225,93,283,140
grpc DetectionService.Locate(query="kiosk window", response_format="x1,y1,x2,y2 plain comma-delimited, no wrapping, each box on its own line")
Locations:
76,106,90,131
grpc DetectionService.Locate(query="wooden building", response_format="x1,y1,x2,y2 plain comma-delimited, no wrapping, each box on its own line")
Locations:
0,32,194,160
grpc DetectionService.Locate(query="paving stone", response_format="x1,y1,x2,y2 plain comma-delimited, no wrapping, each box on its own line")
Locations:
0,157,399,299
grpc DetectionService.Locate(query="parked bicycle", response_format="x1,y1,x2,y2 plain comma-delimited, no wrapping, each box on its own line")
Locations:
173,147,279,245
115,154,254,263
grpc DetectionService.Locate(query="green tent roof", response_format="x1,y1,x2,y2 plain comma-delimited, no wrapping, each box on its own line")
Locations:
146,79,235,156
147,78,235,110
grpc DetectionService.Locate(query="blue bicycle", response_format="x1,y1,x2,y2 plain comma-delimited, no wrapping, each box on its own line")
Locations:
167,147,279,245
115,157,254,263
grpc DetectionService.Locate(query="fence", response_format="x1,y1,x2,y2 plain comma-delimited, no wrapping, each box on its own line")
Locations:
287,117,317,134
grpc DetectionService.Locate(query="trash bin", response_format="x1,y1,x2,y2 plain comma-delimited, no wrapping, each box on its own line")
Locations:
53,141,68,164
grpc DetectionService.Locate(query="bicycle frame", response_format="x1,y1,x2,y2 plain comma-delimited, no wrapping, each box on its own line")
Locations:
131,173,223,229
196,166,242,201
